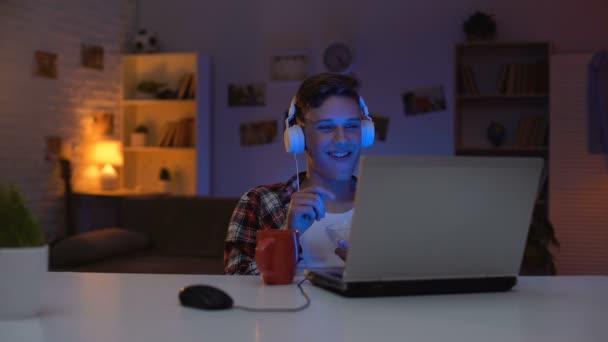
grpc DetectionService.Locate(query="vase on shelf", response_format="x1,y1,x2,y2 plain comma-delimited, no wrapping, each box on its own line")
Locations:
486,122,506,147
159,180,171,193
130,132,146,147
159,167,171,193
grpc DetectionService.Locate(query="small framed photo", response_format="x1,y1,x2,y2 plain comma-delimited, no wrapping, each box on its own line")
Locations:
372,115,389,142
228,83,265,107
81,44,104,70
240,119,278,146
92,111,114,138
402,85,447,116
270,50,309,82
34,51,57,79
45,135,62,162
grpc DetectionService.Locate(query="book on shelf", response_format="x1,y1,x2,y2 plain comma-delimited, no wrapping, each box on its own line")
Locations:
458,64,479,95
188,73,196,99
176,72,196,99
158,117,195,147
497,62,549,95
515,116,548,148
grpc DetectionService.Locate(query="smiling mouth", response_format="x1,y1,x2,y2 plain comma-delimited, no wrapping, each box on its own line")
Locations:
327,151,352,159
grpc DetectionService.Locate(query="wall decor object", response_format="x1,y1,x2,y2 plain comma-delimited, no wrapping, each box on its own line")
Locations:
270,50,309,82
228,83,265,106
92,111,114,138
240,120,278,146
323,42,353,74
132,29,159,53
34,51,57,79
402,86,447,116
81,44,104,70
136,80,167,99
44,136,62,162
463,11,497,41
486,121,506,147
372,115,389,142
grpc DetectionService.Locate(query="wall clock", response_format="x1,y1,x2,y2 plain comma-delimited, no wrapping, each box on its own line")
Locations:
323,43,353,73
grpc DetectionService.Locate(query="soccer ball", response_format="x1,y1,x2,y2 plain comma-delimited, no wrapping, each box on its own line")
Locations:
132,29,159,53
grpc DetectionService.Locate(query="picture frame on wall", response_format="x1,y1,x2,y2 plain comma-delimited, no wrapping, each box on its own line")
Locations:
92,111,114,138
34,50,58,79
402,85,447,116
44,135,62,162
270,50,309,82
372,115,390,142
81,44,104,70
228,83,266,106
240,119,278,146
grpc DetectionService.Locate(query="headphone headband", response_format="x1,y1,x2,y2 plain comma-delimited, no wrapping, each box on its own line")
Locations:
285,96,373,126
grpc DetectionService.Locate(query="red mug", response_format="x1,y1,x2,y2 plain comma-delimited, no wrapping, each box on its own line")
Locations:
256,229,299,285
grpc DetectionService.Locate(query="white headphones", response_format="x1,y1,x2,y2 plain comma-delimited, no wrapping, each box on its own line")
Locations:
283,96,375,154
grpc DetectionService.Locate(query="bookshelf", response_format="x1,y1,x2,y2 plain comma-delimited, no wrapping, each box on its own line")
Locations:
454,42,552,274
455,42,550,155
120,52,212,195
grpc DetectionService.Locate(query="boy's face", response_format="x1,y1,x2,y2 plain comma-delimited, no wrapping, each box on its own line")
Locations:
300,96,362,181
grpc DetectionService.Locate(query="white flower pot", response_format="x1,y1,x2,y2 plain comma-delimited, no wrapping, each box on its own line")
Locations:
131,132,147,147
159,180,171,193
0,245,48,319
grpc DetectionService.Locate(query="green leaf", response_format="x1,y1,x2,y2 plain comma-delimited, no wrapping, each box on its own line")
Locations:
0,182,44,248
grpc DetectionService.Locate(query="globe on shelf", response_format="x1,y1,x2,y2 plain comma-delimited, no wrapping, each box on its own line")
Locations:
487,121,506,147
132,29,159,53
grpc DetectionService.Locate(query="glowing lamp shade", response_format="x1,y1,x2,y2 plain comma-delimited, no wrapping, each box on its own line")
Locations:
93,140,123,191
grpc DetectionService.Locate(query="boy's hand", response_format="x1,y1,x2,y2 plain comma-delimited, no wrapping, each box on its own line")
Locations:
286,186,335,234
334,239,349,261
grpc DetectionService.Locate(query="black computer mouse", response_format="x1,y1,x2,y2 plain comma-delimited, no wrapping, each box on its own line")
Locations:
178,285,234,310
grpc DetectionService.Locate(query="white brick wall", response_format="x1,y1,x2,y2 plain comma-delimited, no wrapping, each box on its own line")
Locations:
0,0,136,240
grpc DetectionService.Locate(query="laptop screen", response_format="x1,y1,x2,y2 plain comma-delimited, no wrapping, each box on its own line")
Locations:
343,156,542,283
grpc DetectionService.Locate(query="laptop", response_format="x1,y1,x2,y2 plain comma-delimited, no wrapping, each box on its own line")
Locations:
305,155,543,297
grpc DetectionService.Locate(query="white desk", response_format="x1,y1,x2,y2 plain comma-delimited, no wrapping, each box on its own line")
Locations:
1,273,606,342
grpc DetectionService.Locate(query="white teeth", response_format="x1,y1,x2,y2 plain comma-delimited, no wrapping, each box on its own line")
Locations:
329,152,349,158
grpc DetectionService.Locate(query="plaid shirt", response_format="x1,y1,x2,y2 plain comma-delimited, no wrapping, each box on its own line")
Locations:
223,173,304,275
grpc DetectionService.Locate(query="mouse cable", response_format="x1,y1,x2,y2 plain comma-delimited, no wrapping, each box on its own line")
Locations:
233,277,311,312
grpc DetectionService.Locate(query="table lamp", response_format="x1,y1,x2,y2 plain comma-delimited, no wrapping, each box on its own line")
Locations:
93,140,123,191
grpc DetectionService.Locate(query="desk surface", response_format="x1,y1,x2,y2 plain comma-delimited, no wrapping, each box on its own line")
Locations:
1,273,607,342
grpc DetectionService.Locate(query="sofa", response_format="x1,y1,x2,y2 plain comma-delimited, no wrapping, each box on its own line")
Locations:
49,196,240,275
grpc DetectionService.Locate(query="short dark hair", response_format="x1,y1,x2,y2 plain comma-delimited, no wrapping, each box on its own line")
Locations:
292,73,360,123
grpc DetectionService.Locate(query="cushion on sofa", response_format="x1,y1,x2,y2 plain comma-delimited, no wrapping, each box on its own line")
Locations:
49,227,150,268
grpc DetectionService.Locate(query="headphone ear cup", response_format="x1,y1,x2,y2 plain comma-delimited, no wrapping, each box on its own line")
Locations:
284,124,306,154
361,120,375,148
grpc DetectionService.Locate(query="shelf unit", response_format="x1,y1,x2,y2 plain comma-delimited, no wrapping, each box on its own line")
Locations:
454,41,550,189
455,42,550,154
120,52,212,195
454,42,552,274
123,99,197,106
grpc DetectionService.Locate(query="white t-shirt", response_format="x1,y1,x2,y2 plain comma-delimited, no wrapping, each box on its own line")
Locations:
297,209,353,272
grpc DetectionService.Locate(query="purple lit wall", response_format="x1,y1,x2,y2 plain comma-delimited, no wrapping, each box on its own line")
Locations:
138,0,608,196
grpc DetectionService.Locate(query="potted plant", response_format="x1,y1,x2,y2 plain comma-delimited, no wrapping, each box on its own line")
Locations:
463,11,497,41
131,124,148,147
0,182,48,319
521,209,560,275
159,167,171,193
135,80,166,99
